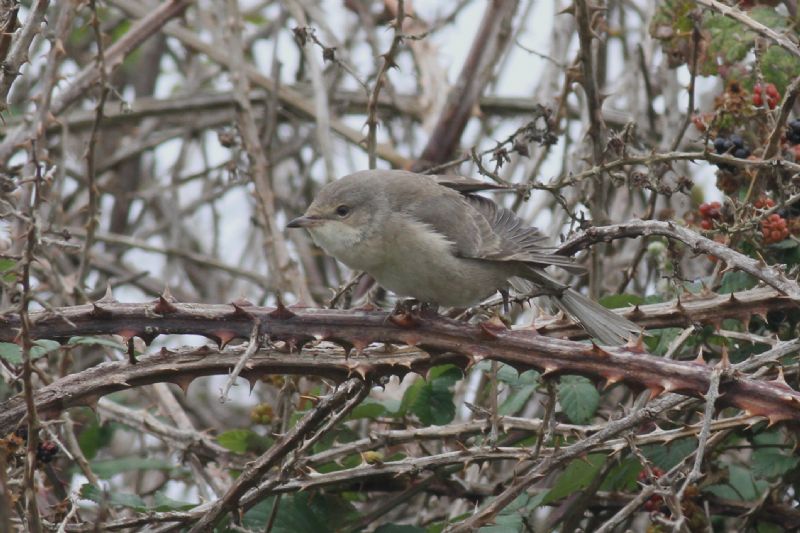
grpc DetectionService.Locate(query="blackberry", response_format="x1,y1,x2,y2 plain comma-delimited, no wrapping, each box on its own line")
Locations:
787,119,800,145
36,441,58,464
713,135,749,171
714,137,733,154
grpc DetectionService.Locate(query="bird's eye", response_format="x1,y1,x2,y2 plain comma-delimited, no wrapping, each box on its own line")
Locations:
335,205,350,217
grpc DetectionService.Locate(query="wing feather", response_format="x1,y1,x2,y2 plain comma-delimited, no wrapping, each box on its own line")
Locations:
392,173,582,273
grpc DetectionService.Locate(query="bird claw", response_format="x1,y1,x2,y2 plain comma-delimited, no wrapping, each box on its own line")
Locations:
391,299,439,318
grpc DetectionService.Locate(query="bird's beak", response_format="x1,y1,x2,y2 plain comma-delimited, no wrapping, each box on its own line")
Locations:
286,215,324,228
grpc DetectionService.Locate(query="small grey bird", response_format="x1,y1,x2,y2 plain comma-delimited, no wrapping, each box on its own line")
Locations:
287,170,640,345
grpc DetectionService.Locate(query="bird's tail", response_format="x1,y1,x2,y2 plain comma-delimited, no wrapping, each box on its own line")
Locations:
550,288,641,346
521,268,641,345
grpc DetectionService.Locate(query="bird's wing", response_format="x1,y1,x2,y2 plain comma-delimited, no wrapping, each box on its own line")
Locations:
399,178,582,272
461,194,584,272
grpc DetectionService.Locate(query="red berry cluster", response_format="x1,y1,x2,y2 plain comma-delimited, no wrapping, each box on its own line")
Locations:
754,197,776,210
761,213,789,244
753,83,780,109
637,467,666,512
698,201,722,230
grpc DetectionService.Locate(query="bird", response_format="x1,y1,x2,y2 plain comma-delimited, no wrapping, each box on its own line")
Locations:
287,169,640,345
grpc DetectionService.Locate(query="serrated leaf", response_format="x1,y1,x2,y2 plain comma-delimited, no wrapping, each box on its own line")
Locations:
705,14,755,66
543,454,605,504
704,464,769,501
642,437,697,470
749,7,787,29
558,376,599,424
478,493,547,532
242,492,358,531
719,271,757,294
400,365,461,426
752,431,799,479
600,458,641,492
411,382,455,425
762,46,800,93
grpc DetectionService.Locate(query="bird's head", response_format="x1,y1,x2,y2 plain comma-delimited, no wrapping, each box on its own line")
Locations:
286,173,386,257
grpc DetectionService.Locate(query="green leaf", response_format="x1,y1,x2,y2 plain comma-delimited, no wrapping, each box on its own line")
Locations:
705,14,755,68
495,363,520,383
752,431,799,480
242,492,358,531
78,417,115,460
349,398,388,420
762,46,800,94
497,366,538,387
499,383,537,416
79,484,194,512
496,367,538,416
704,464,769,501
68,336,127,351
79,484,147,511
719,271,757,294
375,526,426,533
599,293,644,309
151,492,195,512
749,7,787,30
558,376,599,424
0,343,21,364
88,457,177,478
478,493,547,532
767,238,798,250
216,428,270,454
756,521,784,533
600,458,642,492
0,258,16,283
0,339,61,364
401,365,462,425
642,437,697,470
647,327,682,356
543,454,605,504
30,339,61,358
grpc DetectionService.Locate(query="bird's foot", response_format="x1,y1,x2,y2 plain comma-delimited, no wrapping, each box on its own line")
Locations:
392,298,419,316
390,299,439,319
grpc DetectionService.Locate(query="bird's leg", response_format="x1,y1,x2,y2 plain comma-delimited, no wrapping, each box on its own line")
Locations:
419,301,440,317
357,285,380,311
390,299,439,319
499,288,510,314
392,298,420,316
